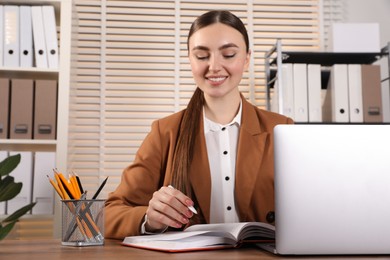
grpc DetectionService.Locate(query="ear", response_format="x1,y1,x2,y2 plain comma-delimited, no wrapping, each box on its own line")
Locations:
244,49,251,70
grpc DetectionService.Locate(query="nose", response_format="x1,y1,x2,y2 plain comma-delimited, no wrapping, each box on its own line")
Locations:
208,55,222,72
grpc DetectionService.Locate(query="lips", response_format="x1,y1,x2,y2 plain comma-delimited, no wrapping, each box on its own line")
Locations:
206,76,227,85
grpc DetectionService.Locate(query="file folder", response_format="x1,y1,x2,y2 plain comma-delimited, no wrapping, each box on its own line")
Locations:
0,151,8,214
42,5,59,69
381,79,390,123
6,151,33,215
307,64,322,122
0,6,4,67
34,79,57,140
347,64,364,123
3,5,20,67
293,63,308,122
31,6,48,68
0,78,10,139
10,79,34,139
323,64,349,122
32,152,56,214
19,6,33,68
270,64,294,119
361,64,383,122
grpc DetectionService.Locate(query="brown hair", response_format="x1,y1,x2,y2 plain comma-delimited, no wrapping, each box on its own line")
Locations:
171,10,249,197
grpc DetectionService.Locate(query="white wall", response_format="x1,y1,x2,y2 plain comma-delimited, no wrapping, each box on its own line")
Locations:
343,0,390,47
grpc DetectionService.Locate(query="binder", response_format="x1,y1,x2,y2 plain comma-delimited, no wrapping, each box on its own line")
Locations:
0,6,4,67
3,5,20,67
0,151,8,214
6,151,33,215
19,6,33,68
307,64,322,122
347,64,364,123
31,6,48,68
34,79,57,140
10,78,34,139
32,152,56,214
323,64,349,122
0,78,10,139
381,79,390,123
42,5,59,69
271,64,294,119
293,63,308,122
361,64,383,122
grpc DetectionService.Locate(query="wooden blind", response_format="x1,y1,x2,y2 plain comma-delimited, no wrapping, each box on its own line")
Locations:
68,0,323,197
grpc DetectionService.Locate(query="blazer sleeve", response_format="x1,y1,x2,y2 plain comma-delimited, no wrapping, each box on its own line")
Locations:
104,119,169,239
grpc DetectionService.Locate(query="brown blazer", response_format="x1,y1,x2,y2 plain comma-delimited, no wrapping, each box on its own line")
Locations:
105,97,293,239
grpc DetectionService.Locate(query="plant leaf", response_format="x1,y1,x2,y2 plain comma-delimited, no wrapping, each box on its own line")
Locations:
0,154,21,178
0,179,22,202
0,222,16,240
0,175,15,190
3,202,37,223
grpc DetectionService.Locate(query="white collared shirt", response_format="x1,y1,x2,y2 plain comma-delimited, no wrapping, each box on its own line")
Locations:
203,102,242,223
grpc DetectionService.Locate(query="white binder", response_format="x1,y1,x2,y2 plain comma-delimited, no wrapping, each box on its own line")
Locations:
325,64,350,122
271,64,294,119
293,63,308,122
32,152,56,215
0,6,4,67
307,64,322,122
19,6,33,68
381,79,390,123
6,151,33,215
3,5,19,67
347,64,363,123
0,151,8,215
42,5,58,69
31,6,48,68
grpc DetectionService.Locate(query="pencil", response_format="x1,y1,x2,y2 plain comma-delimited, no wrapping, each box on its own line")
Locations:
47,175,64,199
74,172,84,194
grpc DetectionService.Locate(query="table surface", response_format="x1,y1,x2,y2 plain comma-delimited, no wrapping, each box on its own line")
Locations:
0,239,389,260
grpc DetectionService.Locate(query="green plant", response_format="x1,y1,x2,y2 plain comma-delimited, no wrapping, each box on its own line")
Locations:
0,154,36,240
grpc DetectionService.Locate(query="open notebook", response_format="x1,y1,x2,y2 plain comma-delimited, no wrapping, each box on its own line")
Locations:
262,124,390,255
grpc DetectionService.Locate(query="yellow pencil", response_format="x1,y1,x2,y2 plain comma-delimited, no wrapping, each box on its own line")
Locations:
47,175,64,199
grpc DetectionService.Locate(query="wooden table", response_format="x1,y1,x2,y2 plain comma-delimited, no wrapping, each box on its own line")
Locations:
0,239,388,259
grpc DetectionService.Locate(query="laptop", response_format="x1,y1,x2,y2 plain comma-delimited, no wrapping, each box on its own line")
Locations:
264,124,390,255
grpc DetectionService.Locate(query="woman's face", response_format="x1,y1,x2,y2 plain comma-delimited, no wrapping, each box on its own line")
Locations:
188,23,250,100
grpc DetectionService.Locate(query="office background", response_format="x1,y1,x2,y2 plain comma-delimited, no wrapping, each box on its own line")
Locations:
3,0,390,238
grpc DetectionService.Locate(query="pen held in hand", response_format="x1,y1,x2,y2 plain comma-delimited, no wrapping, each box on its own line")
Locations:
168,185,198,214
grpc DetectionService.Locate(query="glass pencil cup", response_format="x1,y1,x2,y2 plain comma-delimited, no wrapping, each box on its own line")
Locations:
61,199,105,246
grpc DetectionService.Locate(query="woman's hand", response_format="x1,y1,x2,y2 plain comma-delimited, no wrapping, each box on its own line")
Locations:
145,186,195,232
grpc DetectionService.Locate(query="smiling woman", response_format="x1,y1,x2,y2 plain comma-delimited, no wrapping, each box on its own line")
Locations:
104,10,294,239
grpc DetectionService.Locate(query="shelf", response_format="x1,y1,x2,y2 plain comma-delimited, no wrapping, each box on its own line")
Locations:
0,67,59,79
0,139,56,151
271,52,385,66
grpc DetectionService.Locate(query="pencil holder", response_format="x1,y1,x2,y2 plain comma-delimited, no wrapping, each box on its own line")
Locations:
61,199,105,246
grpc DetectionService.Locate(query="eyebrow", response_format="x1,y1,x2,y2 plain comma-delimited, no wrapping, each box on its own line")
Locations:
191,43,239,52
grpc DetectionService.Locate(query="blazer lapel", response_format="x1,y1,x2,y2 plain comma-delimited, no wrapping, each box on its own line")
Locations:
235,99,268,220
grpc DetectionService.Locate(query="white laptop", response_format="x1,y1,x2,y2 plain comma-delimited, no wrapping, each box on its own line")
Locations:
268,124,390,255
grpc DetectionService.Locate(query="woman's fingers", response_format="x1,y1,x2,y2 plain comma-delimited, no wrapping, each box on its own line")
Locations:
145,186,194,230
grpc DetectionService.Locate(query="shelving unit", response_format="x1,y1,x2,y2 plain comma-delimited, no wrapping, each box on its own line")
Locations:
0,0,72,239
265,39,390,113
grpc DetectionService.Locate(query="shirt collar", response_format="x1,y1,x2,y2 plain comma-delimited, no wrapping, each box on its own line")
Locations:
203,100,242,133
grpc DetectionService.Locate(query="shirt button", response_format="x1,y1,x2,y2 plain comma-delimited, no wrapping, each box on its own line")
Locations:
227,206,232,211
222,127,226,131
225,176,230,181
223,151,228,155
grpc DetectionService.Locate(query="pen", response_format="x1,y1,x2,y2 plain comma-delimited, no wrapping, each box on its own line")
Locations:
92,176,108,199
168,185,197,214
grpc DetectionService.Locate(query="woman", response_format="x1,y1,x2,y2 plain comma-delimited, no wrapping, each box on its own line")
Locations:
105,10,293,239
